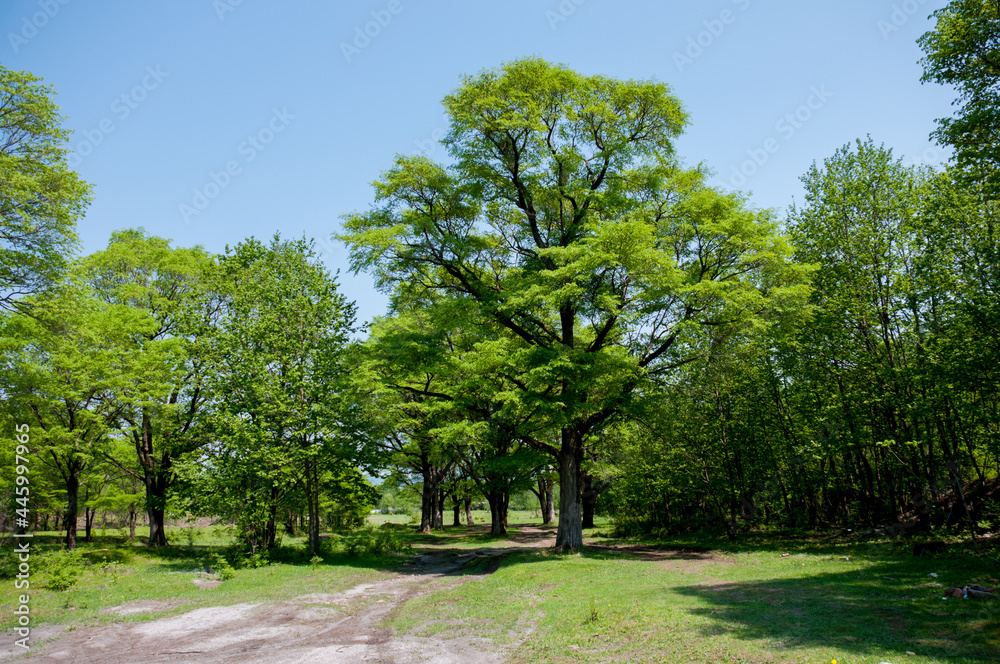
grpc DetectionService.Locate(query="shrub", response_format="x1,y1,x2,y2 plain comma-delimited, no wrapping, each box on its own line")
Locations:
211,554,236,581
42,550,84,591
342,525,410,556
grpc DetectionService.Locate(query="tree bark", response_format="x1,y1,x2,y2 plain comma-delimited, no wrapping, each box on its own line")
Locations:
486,490,509,536
128,504,137,540
555,428,583,552
64,473,79,550
581,472,606,529
542,478,556,525
84,506,95,543
419,481,435,534
464,497,473,526
532,476,556,525
452,494,462,527
143,451,171,547
433,488,445,530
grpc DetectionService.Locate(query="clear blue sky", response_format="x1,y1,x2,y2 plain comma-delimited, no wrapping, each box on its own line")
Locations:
2,0,954,326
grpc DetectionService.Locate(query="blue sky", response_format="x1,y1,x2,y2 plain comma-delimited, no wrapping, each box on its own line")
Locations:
2,0,954,326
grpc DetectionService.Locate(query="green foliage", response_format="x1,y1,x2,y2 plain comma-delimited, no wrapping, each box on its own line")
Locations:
342,525,411,556
341,57,810,549
78,228,220,547
41,550,84,591
210,553,236,581
0,282,155,549
196,234,364,555
919,0,1000,192
0,64,92,310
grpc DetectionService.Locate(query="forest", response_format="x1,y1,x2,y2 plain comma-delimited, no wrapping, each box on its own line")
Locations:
1,0,998,563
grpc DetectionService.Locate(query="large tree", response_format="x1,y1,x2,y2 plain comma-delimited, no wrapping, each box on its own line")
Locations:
0,65,91,310
341,58,809,550
78,229,219,547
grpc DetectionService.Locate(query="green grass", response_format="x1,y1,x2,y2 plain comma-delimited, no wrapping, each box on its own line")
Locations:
0,530,400,631
387,530,1000,664
6,523,996,664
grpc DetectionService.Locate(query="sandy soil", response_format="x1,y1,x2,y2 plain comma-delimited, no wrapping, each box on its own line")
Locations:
7,528,558,664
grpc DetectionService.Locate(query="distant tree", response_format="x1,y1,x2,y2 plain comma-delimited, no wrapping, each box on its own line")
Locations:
202,235,360,555
0,65,91,310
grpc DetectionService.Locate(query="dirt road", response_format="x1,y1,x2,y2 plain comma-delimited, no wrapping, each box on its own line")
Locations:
10,527,557,664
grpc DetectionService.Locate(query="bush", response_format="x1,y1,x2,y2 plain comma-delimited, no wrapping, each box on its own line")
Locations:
211,554,236,581
41,550,84,591
342,525,410,556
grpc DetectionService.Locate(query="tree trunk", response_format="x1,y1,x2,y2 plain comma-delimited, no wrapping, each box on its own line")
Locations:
464,497,473,526
532,476,557,525
146,497,168,547
452,494,462,527
542,478,556,525
128,505,137,540
305,456,321,554
84,506,95,543
486,490,509,536
419,482,435,534
144,455,170,547
555,428,583,552
432,489,444,531
64,473,79,550
581,472,600,529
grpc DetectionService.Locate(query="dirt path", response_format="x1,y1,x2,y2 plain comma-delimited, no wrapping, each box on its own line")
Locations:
11,527,558,664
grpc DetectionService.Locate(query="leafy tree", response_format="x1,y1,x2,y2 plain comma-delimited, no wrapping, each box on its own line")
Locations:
79,229,219,547
919,0,1000,191
341,57,809,550
0,285,149,548
0,65,92,310
203,235,360,554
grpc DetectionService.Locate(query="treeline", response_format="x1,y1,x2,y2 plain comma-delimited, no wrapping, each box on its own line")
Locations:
603,142,1000,538
3,1,999,554
0,231,377,553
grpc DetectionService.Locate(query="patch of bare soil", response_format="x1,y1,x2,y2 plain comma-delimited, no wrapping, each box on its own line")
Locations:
10,553,515,664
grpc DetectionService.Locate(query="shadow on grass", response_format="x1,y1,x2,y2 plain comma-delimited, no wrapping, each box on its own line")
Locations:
668,558,999,662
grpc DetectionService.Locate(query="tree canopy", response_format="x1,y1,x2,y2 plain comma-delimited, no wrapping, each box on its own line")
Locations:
0,65,91,311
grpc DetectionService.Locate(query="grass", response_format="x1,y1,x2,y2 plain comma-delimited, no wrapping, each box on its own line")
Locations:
0,530,400,631
386,529,1000,664
4,522,997,664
